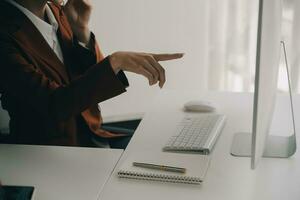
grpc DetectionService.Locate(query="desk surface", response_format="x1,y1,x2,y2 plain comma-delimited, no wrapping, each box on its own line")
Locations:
0,145,123,200
99,90,300,200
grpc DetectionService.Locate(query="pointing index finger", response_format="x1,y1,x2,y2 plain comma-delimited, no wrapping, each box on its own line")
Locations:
151,53,184,61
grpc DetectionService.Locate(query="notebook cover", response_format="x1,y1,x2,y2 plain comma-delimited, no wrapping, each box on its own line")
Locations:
117,151,211,184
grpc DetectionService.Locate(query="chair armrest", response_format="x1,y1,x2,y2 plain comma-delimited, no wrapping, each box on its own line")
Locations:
102,112,144,124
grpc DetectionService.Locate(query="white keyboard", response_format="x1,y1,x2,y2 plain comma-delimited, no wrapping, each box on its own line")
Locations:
163,114,226,154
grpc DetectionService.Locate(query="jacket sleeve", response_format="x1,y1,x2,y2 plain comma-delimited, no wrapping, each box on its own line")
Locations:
0,33,127,122
71,32,129,87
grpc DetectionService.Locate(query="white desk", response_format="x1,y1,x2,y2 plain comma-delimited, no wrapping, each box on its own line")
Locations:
0,145,123,200
98,90,300,200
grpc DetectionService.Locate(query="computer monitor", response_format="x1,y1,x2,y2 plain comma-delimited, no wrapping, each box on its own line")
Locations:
230,0,297,169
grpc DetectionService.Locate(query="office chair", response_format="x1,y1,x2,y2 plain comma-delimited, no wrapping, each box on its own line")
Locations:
92,113,143,148
0,97,10,143
102,119,141,135
0,94,143,146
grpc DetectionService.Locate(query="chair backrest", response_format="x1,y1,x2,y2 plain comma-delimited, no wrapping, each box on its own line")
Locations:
0,95,10,134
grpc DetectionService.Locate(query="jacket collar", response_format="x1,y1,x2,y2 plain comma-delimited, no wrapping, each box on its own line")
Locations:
0,1,72,83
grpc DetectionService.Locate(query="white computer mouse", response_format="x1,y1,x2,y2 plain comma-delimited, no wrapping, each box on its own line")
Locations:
184,100,217,112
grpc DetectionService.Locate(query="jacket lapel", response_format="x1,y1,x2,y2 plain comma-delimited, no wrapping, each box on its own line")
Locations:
0,1,70,84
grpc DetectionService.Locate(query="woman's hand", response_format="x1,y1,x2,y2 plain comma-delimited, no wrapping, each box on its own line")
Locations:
109,52,184,88
63,0,92,44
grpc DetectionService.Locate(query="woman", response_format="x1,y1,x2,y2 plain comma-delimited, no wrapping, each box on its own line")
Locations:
0,0,183,148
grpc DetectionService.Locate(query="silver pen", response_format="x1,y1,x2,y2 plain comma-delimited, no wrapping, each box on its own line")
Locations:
133,162,186,174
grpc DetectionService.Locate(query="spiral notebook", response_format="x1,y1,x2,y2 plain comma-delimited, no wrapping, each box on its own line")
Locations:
117,152,211,184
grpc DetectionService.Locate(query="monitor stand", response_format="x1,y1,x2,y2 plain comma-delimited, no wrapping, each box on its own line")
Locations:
231,132,296,158
230,41,297,158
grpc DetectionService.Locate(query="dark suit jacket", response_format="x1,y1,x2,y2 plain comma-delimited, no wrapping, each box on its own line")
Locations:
0,1,128,146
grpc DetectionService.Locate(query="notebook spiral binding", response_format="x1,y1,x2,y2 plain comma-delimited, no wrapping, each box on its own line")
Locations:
118,170,202,184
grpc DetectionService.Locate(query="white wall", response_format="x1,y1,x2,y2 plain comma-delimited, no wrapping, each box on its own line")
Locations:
90,0,210,116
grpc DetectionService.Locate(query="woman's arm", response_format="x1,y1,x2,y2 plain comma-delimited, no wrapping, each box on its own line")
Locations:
0,34,126,122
